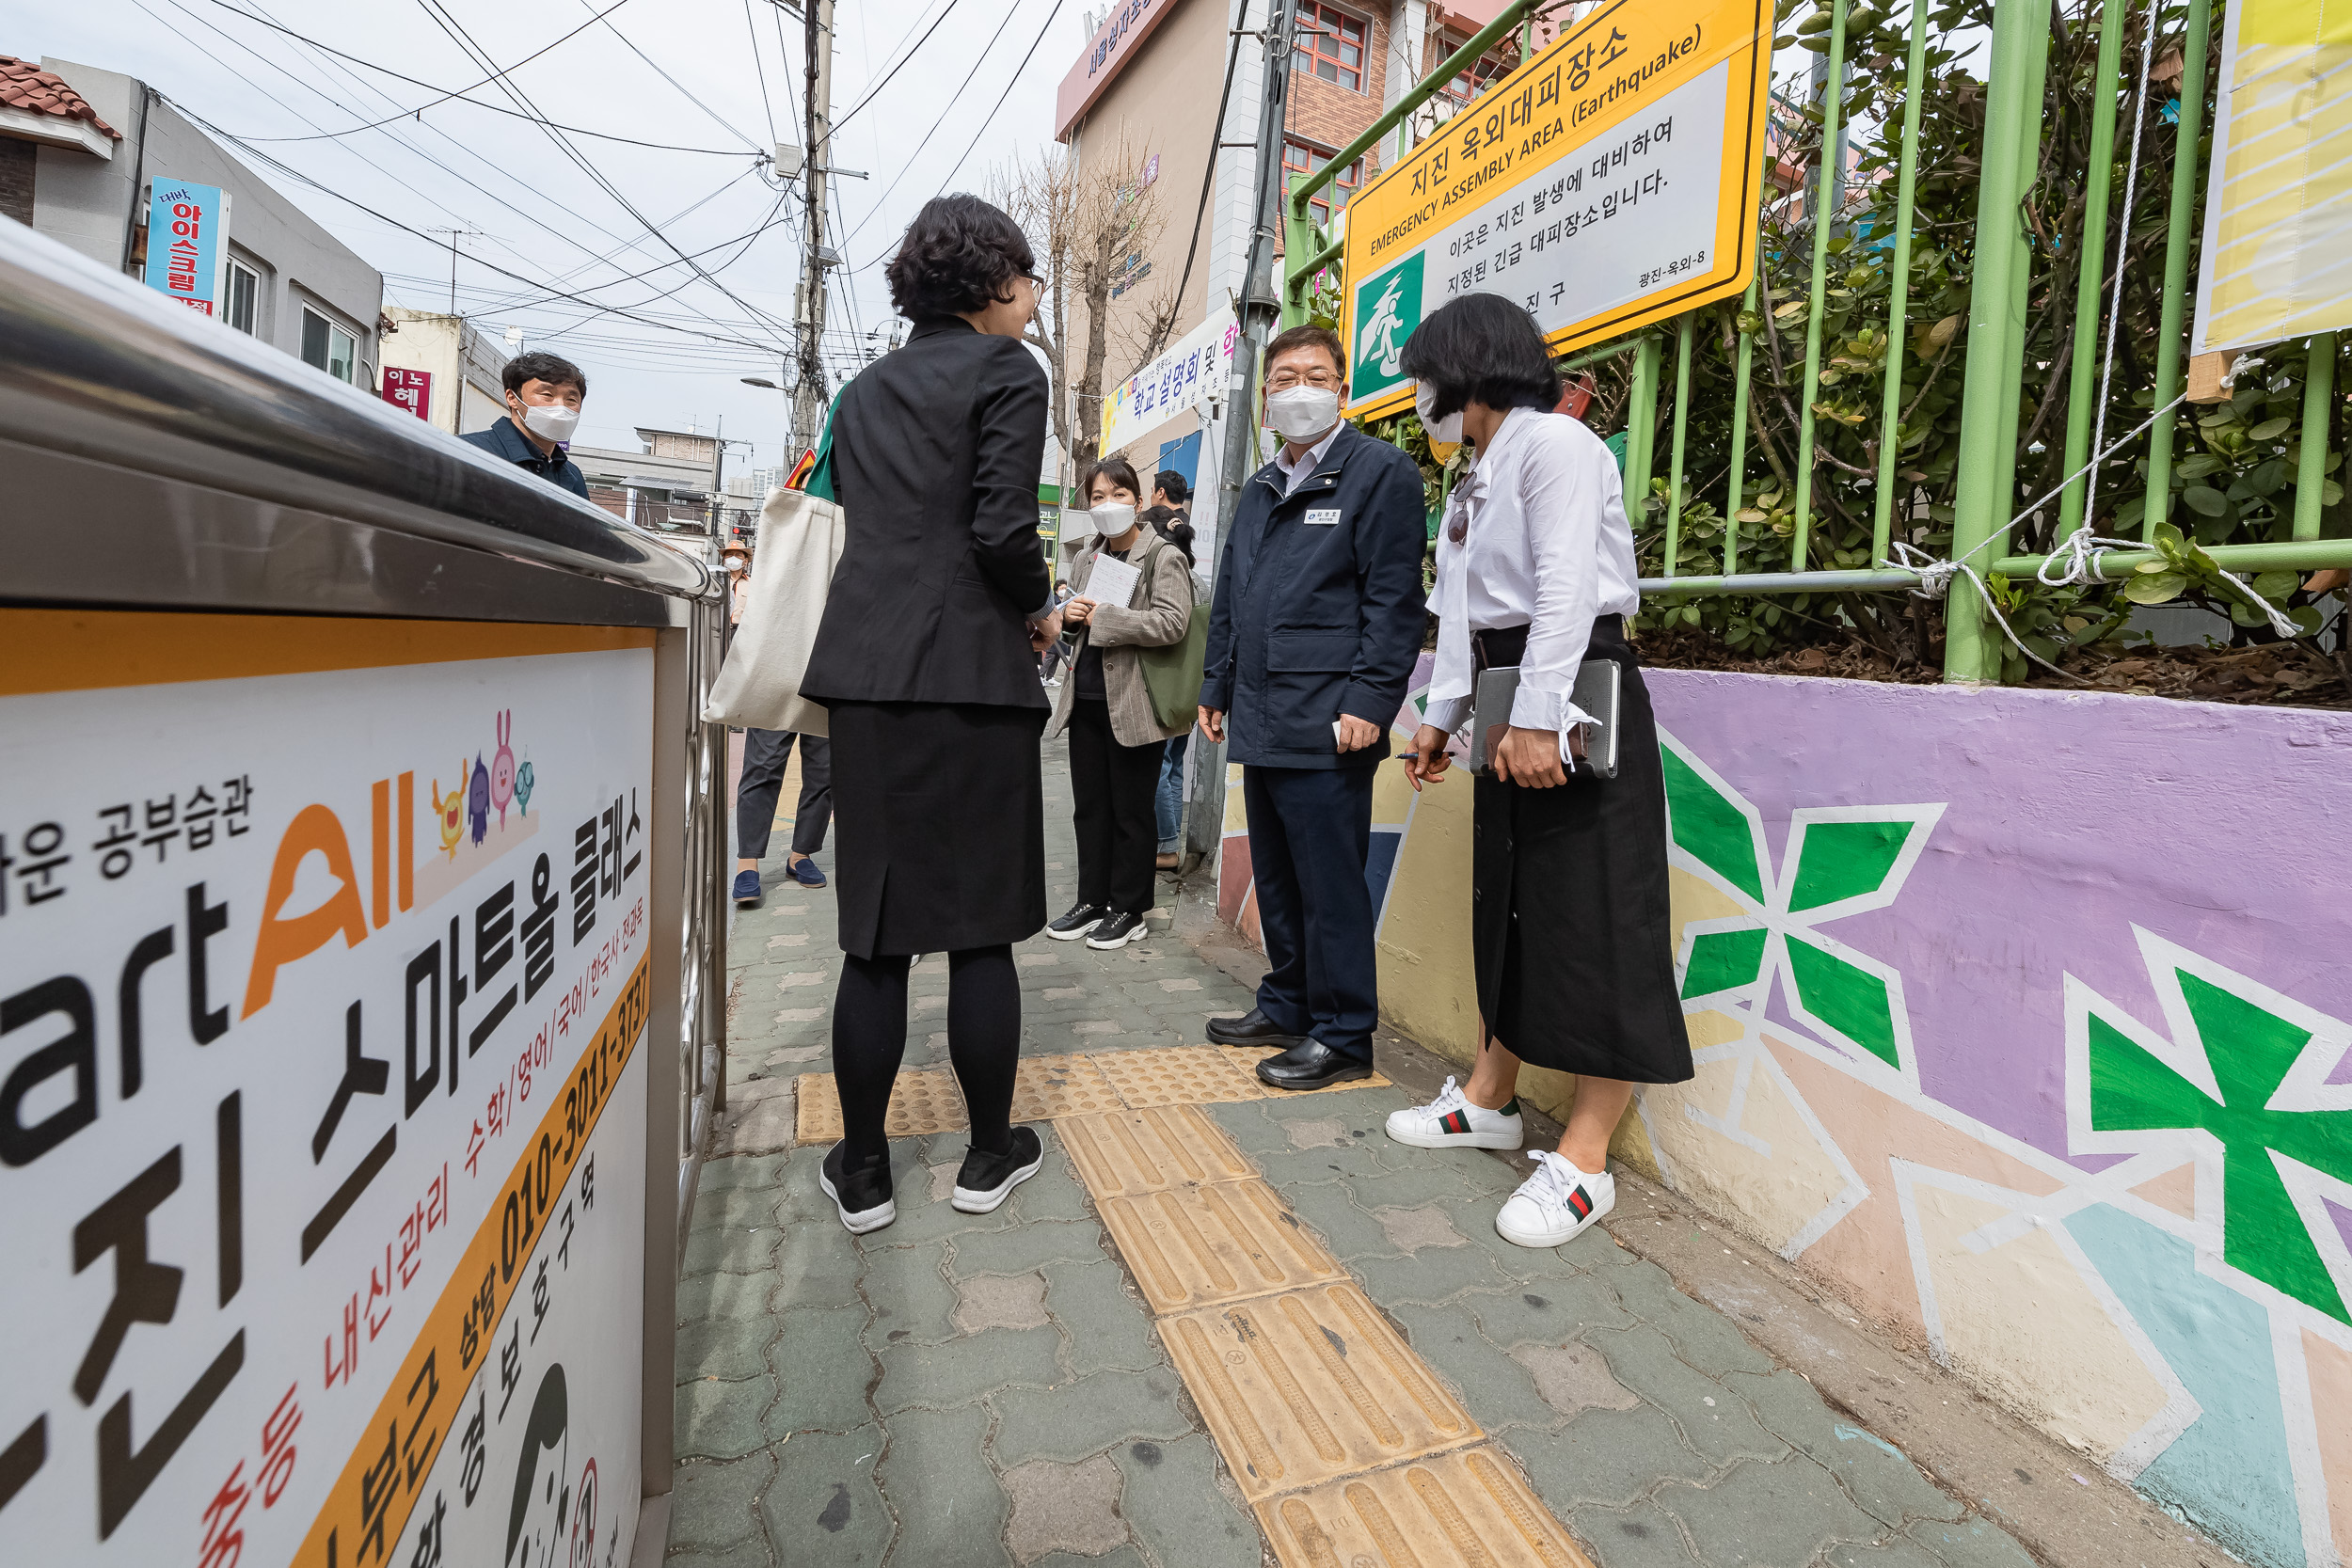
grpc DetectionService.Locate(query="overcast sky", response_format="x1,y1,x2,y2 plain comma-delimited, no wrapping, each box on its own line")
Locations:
23,0,1087,472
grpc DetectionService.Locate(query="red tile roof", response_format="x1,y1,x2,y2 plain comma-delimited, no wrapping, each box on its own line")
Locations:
0,56,121,139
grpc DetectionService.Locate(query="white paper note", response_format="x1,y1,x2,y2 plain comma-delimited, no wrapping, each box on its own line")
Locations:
1080,553,1141,611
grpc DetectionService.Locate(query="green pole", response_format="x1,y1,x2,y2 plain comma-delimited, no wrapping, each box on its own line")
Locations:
2056,0,2129,541
1625,336,1662,511
2143,0,2213,541
1726,278,1758,577
2296,333,2337,540
1664,316,1694,578
1943,0,2053,683
1792,0,1851,571
1280,175,1322,329
1869,0,1931,566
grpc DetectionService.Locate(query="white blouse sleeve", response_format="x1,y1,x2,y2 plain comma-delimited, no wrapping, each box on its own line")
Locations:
1509,422,1608,758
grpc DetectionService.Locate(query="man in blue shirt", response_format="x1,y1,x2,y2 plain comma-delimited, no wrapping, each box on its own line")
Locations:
461,351,591,499
1198,325,1429,1090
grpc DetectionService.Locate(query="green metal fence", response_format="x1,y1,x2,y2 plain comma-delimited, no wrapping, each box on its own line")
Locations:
1282,0,2352,685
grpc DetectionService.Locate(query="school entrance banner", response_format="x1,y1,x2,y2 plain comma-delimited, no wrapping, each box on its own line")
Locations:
1339,0,1775,420
0,611,654,1568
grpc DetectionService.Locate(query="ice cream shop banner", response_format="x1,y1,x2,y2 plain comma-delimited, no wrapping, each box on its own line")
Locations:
1229,666,2352,1568
144,182,229,317
0,610,656,1567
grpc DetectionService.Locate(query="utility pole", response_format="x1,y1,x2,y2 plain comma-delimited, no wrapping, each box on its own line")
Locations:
1184,0,1296,865
791,0,835,458
429,226,480,316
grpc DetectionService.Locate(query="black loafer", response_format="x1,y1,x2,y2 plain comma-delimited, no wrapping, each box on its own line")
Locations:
1255,1039,1374,1091
1206,1006,1306,1049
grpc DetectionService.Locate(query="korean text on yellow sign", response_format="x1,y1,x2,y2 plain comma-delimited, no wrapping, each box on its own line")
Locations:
1339,0,1774,420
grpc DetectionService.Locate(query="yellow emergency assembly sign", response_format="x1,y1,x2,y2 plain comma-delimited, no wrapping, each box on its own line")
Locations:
1340,0,1775,420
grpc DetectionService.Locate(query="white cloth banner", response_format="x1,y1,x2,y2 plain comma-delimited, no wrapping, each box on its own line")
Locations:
1099,308,1239,457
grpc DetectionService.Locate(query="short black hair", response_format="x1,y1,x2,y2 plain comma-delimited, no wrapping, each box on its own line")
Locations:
504,350,586,398
1398,293,1559,420
1083,455,1142,504
1263,324,1344,382
885,194,1037,320
1152,469,1190,505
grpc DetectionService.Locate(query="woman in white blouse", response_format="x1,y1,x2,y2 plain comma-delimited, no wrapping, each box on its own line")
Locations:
1388,293,1692,1249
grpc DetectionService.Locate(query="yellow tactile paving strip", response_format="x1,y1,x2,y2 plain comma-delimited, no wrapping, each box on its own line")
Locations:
789,1045,1389,1145
1162,1283,1478,1502
1260,1448,1593,1567
1096,1181,1349,1313
1059,1104,1256,1197
779,1039,1584,1567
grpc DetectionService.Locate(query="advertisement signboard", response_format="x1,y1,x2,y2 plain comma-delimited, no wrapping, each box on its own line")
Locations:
145,182,230,317
1100,307,1239,457
383,368,434,424
1338,0,1774,420
0,611,654,1568
2192,0,2352,353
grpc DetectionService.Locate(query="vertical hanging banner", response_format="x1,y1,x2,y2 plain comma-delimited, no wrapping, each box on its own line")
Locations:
2192,0,2352,353
382,368,434,423
145,182,230,317
1338,0,1774,420
0,611,654,1568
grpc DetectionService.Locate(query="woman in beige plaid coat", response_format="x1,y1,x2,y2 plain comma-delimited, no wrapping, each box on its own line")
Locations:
1044,456,1196,950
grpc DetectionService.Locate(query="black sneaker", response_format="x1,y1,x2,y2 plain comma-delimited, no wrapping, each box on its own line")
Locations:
1046,903,1105,941
1085,910,1149,949
951,1126,1044,1213
819,1141,896,1234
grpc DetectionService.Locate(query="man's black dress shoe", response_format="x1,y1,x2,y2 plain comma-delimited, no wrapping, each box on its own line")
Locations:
1256,1039,1374,1091
1206,1006,1306,1048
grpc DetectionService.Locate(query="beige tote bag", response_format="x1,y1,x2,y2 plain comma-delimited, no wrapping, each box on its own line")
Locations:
700,484,845,736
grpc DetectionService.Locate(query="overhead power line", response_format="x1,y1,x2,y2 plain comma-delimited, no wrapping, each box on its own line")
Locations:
181,0,695,146
829,0,966,134
170,102,789,354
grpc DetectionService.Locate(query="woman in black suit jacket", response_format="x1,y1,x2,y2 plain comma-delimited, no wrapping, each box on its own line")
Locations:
799,194,1064,1234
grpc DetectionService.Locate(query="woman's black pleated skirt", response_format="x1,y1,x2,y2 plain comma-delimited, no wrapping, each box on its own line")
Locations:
826,699,1047,959
1472,620,1693,1084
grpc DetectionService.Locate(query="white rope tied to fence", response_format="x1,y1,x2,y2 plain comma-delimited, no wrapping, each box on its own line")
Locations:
1876,395,2197,682
2037,527,2303,639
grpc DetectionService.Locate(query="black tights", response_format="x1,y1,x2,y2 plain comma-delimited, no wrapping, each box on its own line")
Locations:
833,944,1020,1164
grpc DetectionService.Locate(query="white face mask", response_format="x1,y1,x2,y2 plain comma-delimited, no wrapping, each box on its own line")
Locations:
723,556,746,572
1264,386,1341,442
516,401,580,442
1414,381,1464,446
1090,502,1137,537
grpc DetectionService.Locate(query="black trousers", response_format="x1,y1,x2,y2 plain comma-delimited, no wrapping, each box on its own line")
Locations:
1068,698,1163,915
736,728,832,860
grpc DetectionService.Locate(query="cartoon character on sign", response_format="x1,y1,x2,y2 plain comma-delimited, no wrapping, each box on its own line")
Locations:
506,1365,569,1568
1359,270,1408,378
434,764,469,860
469,752,490,846
490,710,518,826
516,758,536,818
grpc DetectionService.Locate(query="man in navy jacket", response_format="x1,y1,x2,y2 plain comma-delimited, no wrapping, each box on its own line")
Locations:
1199,325,1429,1089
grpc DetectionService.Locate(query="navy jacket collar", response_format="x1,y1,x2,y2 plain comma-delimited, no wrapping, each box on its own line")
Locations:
1251,420,1363,499
488,416,566,468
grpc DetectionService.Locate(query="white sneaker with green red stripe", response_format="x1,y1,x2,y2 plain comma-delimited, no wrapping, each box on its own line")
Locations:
1495,1150,1614,1248
1384,1076,1524,1150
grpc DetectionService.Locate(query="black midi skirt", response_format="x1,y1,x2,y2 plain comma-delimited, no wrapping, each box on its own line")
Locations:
1472,620,1693,1084
826,700,1048,959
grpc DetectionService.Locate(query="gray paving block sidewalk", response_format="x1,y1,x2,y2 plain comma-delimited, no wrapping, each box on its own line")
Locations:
672,734,2039,1568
